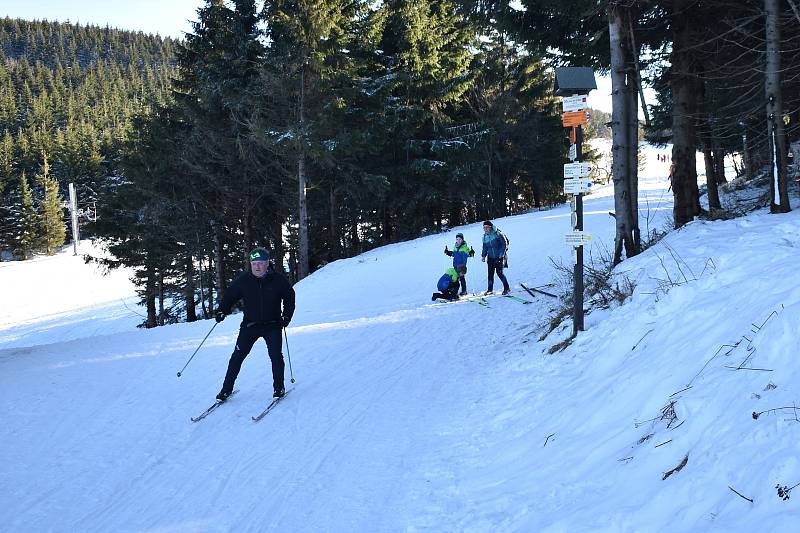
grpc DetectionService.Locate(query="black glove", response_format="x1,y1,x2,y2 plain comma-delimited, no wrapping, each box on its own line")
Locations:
215,310,226,323
281,316,291,328
468,247,475,257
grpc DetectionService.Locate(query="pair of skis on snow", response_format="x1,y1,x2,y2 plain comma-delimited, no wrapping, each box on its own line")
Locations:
434,283,556,308
190,389,291,423
435,291,533,308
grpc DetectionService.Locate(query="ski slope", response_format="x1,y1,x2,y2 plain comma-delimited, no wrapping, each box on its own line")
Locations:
2,145,799,532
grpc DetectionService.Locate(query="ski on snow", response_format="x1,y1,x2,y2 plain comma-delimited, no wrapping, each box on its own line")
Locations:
503,293,533,305
433,291,531,307
434,296,490,307
466,292,532,305
252,389,292,422
190,390,239,422
520,282,558,299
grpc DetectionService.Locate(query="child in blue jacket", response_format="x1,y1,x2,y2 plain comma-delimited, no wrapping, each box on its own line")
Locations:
444,232,475,296
431,265,467,301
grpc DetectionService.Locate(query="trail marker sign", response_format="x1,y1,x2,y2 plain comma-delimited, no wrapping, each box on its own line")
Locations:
563,162,593,178
565,231,593,247
563,178,593,194
562,94,589,112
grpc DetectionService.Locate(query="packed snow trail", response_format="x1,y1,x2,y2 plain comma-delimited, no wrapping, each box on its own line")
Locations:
4,144,799,531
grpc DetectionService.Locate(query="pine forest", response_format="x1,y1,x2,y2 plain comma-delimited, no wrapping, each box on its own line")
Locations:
1,1,798,328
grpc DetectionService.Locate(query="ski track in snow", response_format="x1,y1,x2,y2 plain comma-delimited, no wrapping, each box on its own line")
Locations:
2,144,800,532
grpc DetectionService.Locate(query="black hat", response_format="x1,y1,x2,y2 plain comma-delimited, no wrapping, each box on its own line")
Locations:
456,232,464,239
483,220,493,227
249,247,269,262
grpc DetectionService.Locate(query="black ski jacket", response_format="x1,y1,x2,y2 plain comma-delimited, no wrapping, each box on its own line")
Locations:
218,268,295,326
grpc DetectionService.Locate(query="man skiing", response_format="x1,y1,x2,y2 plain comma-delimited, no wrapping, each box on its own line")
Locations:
431,265,466,301
214,247,295,401
481,220,510,295
444,232,475,296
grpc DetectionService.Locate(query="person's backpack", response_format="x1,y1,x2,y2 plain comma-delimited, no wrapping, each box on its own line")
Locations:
496,228,510,267
496,228,510,250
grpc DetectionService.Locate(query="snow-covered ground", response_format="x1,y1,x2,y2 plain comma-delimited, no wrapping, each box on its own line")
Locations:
2,144,799,532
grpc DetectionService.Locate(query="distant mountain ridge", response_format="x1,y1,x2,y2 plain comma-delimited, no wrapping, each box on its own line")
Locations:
0,17,177,260
0,16,176,70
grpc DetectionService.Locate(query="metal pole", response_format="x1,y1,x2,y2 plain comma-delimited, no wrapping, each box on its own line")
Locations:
573,126,585,334
176,321,219,377
68,183,80,255
284,328,295,383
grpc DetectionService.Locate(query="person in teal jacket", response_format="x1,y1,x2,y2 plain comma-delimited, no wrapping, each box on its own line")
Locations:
481,220,510,295
444,232,475,295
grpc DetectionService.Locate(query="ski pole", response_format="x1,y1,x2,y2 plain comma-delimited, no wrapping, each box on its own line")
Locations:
176,321,219,377
284,327,295,383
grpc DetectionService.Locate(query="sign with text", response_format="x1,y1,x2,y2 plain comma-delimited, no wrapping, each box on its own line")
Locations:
562,94,589,112
563,178,593,194
565,231,593,247
562,110,590,127
568,143,577,161
563,162,593,178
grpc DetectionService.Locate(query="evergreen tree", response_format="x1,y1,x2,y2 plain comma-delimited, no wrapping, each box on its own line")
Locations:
262,0,366,278
173,0,274,292
35,152,65,255
364,0,475,240
0,131,14,258
15,171,39,259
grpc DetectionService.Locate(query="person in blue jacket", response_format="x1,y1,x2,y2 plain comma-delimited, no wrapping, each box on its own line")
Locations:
481,220,510,295
431,265,466,301
444,232,475,296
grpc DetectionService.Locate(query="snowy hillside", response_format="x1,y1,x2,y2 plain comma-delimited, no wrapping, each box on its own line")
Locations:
2,145,799,532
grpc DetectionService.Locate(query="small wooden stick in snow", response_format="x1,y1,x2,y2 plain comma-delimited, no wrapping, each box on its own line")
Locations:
728,485,754,503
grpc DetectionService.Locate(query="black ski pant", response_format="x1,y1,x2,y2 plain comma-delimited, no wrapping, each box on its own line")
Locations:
221,323,284,394
432,289,459,301
459,275,467,294
487,257,510,292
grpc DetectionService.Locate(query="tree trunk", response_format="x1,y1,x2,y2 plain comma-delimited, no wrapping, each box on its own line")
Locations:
713,147,727,184
671,0,700,227
243,215,252,260
297,65,311,278
158,270,165,326
765,0,792,213
742,131,754,179
382,207,392,244
350,218,360,255
212,220,225,303
626,58,640,252
272,215,284,273
609,3,636,264
207,253,215,314
695,66,722,211
185,252,197,322
198,252,209,318
329,183,338,261
145,263,157,328
703,144,722,210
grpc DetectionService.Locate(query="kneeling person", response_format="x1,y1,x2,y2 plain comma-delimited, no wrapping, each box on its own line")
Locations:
431,265,467,301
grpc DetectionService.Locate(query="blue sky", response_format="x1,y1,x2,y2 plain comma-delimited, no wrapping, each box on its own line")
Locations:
2,0,204,39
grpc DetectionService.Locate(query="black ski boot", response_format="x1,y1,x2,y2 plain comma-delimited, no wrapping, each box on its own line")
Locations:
273,387,286,398
216,390,232,402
